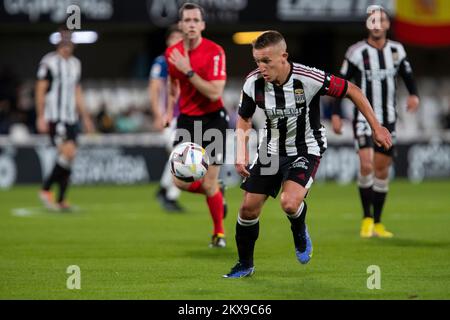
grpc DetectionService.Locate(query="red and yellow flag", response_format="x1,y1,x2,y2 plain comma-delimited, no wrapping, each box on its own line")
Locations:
395,0,450,46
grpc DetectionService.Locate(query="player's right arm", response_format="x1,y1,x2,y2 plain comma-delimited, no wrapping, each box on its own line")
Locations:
149,78,165,131
35,59,52,133
149,57,168,131
165,74,179,126
35,79,49,133
235,77,257,178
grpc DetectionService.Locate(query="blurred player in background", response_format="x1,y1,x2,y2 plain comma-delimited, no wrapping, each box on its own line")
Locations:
224,30,392,278
165,3,228,248
36,29,94,211
149,25,184,212
332,6,419,238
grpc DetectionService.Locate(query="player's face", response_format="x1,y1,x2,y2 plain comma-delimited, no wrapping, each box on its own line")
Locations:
367,11,390,40
253,45,288,83
166,31,183,47
179,9,205,41
57,43,74,58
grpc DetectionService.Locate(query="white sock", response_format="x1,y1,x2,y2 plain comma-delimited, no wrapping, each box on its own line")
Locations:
160,160,173,189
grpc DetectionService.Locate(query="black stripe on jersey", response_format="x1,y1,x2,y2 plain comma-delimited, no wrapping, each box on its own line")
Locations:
239,91,256,118
57,58,62,121
378,49,388,125
361,49,372,120
309,94,326,155
254,77,271,152
293,79,308,154
273,85,287,156
390,46,399,98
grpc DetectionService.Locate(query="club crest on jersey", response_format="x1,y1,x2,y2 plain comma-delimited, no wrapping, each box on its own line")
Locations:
294,88,306,104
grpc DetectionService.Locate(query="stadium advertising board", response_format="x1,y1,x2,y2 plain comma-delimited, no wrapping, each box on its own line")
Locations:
1,140,449,188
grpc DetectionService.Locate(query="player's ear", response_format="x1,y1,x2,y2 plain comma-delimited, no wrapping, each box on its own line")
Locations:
282,52,289,60
200,21,206,32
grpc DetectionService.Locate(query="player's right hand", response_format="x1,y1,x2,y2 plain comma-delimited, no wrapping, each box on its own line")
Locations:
331,114,343,135
36,116,48,133
235,163,250,178
373,126,392,150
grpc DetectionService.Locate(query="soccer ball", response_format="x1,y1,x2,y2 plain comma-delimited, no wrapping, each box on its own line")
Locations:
169,142,209,182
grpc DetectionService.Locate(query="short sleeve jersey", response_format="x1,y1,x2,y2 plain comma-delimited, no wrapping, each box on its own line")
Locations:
166,38,226,116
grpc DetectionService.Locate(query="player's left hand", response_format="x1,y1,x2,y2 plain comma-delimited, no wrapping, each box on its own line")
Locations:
406,95,420,113
168,48,192,75
373,126,392,150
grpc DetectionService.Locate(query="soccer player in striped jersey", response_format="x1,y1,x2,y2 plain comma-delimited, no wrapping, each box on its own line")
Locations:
332,6,420,238
36,29,94,211
224,30,392,278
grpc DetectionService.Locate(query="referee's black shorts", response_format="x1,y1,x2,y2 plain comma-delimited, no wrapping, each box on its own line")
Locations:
174,108,229,165
241,153,321,198
49,121,79,147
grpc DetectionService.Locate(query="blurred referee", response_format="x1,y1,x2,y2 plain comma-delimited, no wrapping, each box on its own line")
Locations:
35,28,94,211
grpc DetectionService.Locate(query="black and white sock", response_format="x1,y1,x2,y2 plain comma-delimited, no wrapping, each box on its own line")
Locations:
373,177,389,224
55,155,72,204
287,201,307,250
42,155,69,191
358,173,374,219
235,215,259,268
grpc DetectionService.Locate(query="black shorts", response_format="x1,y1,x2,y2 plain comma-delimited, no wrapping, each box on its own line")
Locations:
352,120,396,157
241,153,321,198
49,122,79,146
174,109,229,165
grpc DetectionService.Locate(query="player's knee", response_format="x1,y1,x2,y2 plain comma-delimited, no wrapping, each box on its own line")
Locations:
360,162,373,176
201,179,218,196
173,177,190,190
374,163,390,179
61,143,77,160
239,203,261,220
280,193,303,215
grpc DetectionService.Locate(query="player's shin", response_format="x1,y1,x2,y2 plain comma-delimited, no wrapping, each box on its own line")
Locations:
358,173,374,218
55,154,72,204
235,215,259,268
373,177,389,223
286,201,307,247
42,154,71,192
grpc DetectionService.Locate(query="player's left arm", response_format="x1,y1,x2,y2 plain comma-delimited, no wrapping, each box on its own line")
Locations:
75,84,95,134
398,57,420,113
320,74,391,150
344,82,392,150
168,47,226,101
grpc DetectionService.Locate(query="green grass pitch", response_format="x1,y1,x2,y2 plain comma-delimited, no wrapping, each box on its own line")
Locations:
1,180,449,300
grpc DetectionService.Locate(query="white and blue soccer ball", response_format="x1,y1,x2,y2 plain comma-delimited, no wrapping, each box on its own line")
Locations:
169,142,209,182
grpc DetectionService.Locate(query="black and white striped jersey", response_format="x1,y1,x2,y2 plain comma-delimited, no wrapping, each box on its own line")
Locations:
239,62,348,157
340,40,418,125
37,52,82,124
